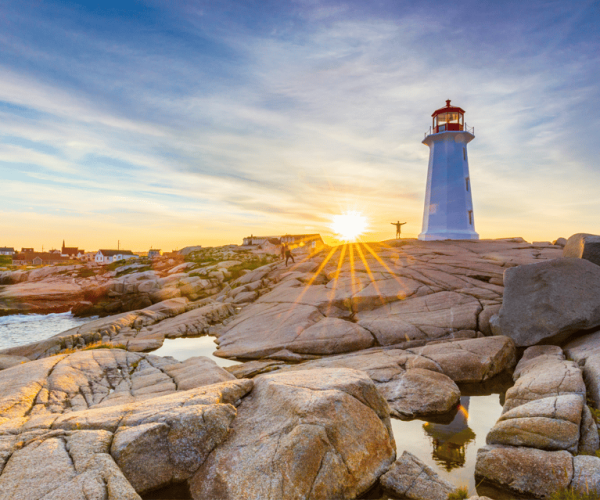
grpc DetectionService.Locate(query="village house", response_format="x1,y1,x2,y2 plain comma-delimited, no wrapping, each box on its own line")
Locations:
61,240,83,258
242,234,325,253
21,248,34,253
242,235,280,246
95,249,138,265
148,249,161,259
12,252,68,265
0,247,15,255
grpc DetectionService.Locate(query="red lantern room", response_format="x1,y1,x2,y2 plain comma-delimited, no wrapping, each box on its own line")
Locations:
432,99,465,133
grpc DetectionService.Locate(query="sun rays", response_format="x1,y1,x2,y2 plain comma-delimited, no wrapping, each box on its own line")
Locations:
276,236,409,331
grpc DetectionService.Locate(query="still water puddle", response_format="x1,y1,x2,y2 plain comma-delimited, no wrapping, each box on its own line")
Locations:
390,394,503,492
151,336,241,368
364,375,512,499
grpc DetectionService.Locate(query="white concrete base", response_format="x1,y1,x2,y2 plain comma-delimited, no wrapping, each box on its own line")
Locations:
418,230,479,241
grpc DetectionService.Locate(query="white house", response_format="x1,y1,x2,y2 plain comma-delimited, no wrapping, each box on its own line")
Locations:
95,249,138,265
0,247,15,255
419,100,479,241
242,235,278,246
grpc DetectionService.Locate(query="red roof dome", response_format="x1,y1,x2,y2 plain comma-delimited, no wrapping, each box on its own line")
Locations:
432,99,465,118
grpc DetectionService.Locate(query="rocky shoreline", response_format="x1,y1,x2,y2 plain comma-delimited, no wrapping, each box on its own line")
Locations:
1,234,600,499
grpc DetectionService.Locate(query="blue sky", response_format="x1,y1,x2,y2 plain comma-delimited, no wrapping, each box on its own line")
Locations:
0,0,599,250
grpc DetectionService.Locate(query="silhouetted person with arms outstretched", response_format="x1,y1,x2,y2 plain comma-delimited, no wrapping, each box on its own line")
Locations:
284,244,295,267
391,221,407,239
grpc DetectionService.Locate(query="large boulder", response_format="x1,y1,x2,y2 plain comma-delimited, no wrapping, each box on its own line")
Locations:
492,258,600,346
475,445,573,498
563,233,600,267
189,368,396,500
380,451,455,500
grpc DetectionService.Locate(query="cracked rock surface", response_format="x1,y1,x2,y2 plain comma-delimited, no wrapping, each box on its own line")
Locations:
0,349,248,499
213,239,560,361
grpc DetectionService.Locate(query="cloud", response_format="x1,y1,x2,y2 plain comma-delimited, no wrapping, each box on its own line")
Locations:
0,0,598,248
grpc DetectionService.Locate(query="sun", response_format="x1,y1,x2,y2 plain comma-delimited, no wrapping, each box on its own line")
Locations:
331,211,368,241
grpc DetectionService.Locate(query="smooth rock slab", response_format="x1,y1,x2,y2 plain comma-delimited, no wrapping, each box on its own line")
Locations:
487,395,583,453
189,368,396,500
380,450,455,500
504,345,586,412
0,354,29,370
475,445,573,498
407,336,516,383
492,258,600,346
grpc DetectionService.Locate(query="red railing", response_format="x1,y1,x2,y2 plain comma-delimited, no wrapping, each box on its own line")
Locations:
424,123,475,139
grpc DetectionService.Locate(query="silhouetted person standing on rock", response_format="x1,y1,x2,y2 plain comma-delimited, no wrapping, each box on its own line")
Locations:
284,244,295,267
392,221,407,239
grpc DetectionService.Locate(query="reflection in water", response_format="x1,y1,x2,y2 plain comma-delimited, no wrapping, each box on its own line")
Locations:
423,397,476,471
150,336,241,368
389,391,507,492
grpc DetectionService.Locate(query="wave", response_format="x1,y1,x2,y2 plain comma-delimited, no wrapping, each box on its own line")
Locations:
0,311,75,326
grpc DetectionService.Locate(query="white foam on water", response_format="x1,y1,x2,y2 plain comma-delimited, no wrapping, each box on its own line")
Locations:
0,312,96,349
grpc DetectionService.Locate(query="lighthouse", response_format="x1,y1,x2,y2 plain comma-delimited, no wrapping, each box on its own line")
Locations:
418,100,479,241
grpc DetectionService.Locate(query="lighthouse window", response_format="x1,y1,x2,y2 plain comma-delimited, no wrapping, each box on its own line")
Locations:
466,177,470,191
448,113,459,123
468,210,473,225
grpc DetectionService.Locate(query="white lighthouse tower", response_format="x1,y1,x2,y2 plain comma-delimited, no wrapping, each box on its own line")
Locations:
419,100,479,241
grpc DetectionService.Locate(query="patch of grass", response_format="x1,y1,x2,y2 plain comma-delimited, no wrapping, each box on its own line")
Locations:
54,341,126,356
226,256,271,281
447,486,469,500
0,256,12,266
549,488,600,500
105,259,148,272
116,265,152,277
77,268,96,278
184,253,218,264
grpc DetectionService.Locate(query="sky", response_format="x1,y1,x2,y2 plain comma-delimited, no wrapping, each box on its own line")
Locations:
0,0,599,251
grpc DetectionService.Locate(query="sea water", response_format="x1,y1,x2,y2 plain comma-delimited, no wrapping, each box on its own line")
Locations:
0,312,96,350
